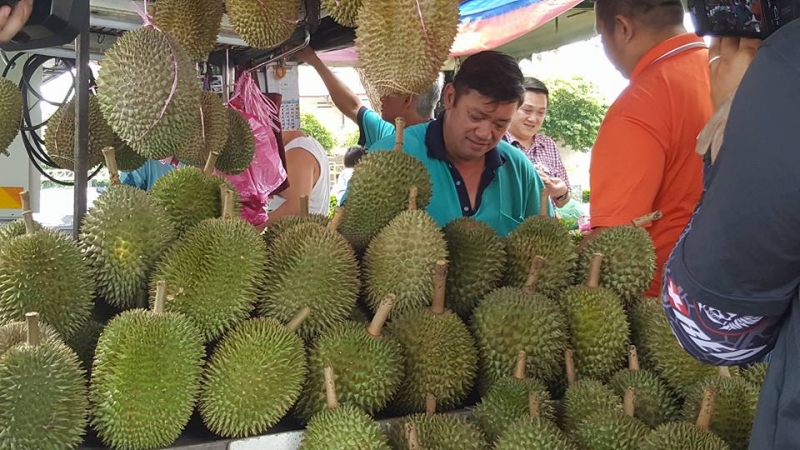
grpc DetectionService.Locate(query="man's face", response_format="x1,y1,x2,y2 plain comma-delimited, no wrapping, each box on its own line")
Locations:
442,85,517,161
379,94,411,123
509,91,548,141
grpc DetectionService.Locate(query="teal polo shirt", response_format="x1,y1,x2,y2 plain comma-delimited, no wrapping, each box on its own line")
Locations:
357,107,395,148
120,160,177,192
358,112,552,237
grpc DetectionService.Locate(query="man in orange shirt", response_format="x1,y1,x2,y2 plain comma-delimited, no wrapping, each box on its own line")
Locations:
585,0,713,297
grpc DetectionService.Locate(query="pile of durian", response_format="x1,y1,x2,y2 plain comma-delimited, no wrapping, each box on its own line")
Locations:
0,115,764,450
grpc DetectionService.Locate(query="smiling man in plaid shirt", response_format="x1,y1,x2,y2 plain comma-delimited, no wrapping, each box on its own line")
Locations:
503,77,571,208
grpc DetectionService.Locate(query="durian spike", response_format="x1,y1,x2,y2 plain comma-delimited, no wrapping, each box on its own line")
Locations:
203,151,220,176
154,281,167,315
513,350,527,380
628,346,640,371
431,260,447,315
586,253,605,288
565,349,577,386
623,387,637,417
425,393,437,416
538,189,550,217
299,195,310,216
528,393,540,419
25,312,40,347
407,185,418,211
367,294,395,337
696,387,717,431
328,207,344,231
286,306,312,332
221,188,235,220
101,146,121,186
406,422,421,450
522,255,546,295
323,366,339,410
631,210,663,228
719,366,732,378
393,117,405,153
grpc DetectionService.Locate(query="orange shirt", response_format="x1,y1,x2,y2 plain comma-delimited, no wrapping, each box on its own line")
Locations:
589,33,713,298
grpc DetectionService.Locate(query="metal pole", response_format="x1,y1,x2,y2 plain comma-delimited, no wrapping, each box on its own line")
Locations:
72,21,90,239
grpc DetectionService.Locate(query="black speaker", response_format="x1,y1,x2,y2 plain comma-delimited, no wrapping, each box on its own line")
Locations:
0,0,87,51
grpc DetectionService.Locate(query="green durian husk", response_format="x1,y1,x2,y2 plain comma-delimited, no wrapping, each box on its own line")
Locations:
178,91,230,167
226,0,297,49
0,319,62,357
261,213,330,248
493,417,578,450
473,376,556,442
216,108,255,175
387,413,489,450
609,368,680,428
741,362,768,389
574,410,650,450
153,0,224,61
0,76,22,157
639,422,730,450
298,405,391,450
0,219,42,246
562,379,623,433
682,376,759,450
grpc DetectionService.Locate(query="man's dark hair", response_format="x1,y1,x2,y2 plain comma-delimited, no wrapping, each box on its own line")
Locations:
452,50,525,105
523,77,549,105
344,146,367,168
594,0,685,31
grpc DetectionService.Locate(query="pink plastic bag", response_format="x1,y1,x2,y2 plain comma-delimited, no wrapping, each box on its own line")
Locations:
215,72,287,227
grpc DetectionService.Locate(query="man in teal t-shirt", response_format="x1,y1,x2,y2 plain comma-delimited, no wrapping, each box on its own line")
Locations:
347,50,552,237
120,160,177,191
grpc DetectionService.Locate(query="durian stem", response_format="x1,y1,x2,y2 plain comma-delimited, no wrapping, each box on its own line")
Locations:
19,190,30,211
102,146,121,186
565,349,577,386
538,189,550,217
406,422,421,450
528,393,540,419
586,253,605,288
430,260,447,315
513,350,527,380
25,312,40,347
323,366,339,410
21,210,35,235
393,117,405,153
628,346,640,371
367,294,395,337
719,366,732,378
328,207,344,231
407,186,418,211
425,393,437,416
154,281,167,315
221,188,235,220
522,255,546,295
631,211,663,228
300,195,310,216
623,388,637,417
203,151,220,176
286,306,312,332
696,387,717,431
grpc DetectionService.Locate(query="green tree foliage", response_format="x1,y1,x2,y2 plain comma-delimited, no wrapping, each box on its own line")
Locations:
540,77,608,152
300,113,337,154
340,129,360,149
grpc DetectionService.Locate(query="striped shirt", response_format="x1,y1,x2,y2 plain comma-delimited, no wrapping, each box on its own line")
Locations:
503,132,570,190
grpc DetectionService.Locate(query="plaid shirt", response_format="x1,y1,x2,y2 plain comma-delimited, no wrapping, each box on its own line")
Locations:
503,132,571,190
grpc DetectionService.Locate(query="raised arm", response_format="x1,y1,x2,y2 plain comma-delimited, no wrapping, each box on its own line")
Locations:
295,47,363,123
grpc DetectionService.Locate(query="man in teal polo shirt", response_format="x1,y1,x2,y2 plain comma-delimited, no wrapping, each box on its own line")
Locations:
360,50,552,236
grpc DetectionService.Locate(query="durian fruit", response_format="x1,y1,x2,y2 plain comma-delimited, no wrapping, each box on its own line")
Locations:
575,212,659,307
574,388,650,449
562,350,624,433
473,351,556,442
299,366,392,450
386,260,477,414
608,345,679,428
741,362,768,389
560,253,629,381
90,281,205,450
294,296,404,422
682,367,758,450
355,0,459,97
261,199,330,248
363,186,447,318
216,108,255,175
629,296,722,397
0,312,89,450
96,26,201,160
64,318,104,372
44,93,116,170
259,211,360,342
151,187,265,343
199,308,310,438
153,0,224,61
321,0,361,27
114,137,147,171
339,119,433,252
226,0,298,49
493,394,578,450
0,76,21,157
640,387,730,450
504,212,578,299
0,205,93,340
388,395,489,449
0,316,61,355
80,148,177,310
442,217,506,319
472,256,569,393
178,91,231,167
150,151,241,236
0,216,42,245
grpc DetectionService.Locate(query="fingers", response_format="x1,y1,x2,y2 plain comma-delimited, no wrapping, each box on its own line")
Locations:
0,1,32,43
709,36,722,58
719,37,741,57
740,38,762,52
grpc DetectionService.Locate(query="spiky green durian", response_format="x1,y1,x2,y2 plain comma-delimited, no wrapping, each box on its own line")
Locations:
97,26,201,160
150,166,240,236
0,76,21,157
639,422,730,450
682,375,758,450
154,0,224,61
216,109,255,175
741,362,768,389
0,319,61,356
299,404,391,450
493,417,578,450
388,413,489,450
0,218,42,245
563,379,623,433
80,184,177,310
363,210,447,318
114,138,147,172
504,216,578,299
473,376,555,442
44,93,115,170
442,217,506,319
261,213,330,248
178,91,231,166
321,0,360,27
64,319,104,372
0,228,93,340
199,316,307,438
609,369,678,428
574,409,650,450
226,0,297,49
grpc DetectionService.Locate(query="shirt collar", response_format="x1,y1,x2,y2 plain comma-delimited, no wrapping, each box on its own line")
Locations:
630,33,707,80
425,111,505,171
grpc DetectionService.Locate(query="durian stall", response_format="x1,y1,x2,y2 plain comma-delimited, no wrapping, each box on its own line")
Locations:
0,0,766,449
